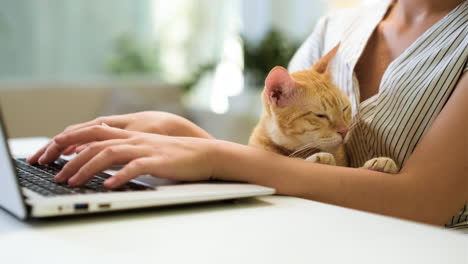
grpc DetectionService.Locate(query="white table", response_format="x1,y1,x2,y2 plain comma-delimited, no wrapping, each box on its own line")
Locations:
1,138,466,264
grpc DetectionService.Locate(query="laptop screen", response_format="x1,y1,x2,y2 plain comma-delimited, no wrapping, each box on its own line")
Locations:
0,110,27,219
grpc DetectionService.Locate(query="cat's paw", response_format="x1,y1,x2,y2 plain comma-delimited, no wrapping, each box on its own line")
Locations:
362,157,399,174
305,152,336,166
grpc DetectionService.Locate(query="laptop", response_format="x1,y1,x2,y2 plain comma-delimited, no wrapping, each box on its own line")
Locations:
0,109,275,219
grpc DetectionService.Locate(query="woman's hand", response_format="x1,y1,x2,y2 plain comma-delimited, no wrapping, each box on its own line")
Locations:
27,111,213,164
28,125,217,188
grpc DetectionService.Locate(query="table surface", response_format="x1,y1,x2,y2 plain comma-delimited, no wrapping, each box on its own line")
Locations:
1,138,466,264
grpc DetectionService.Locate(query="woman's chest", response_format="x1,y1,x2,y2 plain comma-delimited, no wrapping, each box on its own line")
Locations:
354,31,392,103
353,23,428,103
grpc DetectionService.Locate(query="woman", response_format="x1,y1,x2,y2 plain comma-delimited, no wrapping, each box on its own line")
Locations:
28,0,467,227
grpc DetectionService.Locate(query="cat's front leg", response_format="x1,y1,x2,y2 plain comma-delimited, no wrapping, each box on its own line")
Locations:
305,152,336,166
362,157,399,174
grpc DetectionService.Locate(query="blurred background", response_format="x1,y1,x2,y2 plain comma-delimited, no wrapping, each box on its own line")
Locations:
0,0,366,144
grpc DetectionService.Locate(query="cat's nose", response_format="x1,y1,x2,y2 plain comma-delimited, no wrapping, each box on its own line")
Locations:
337,128,349,139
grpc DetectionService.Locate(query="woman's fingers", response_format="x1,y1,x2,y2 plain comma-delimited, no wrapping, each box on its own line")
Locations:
105,158,155,189
75,143,91,153
62,145,78,155
54,139,128,183
38,125,132,165
66,145,149,186
34,115,130,160
26,141,53,164
64,116,128,132
27,120,108,164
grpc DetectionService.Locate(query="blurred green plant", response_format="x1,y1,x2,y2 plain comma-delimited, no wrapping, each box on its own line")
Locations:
243,29,300,89
106,34,159,76
180,62,217,93
179,29,301,93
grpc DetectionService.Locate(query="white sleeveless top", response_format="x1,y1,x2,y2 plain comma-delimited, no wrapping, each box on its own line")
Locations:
288,0,468,228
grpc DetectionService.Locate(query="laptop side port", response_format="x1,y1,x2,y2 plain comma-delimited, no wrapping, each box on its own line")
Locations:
74,203,89,211
98,203,111,209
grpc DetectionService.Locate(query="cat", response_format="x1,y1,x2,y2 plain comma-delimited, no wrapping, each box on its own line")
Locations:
248,45,398,173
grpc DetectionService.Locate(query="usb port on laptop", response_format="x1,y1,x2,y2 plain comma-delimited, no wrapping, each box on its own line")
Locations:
74,203,89,211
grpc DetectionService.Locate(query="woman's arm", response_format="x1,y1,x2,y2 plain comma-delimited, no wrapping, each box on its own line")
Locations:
214,72,468,226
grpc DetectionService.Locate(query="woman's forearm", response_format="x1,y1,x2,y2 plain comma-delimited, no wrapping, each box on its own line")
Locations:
212,140,456,226
214,141,408,216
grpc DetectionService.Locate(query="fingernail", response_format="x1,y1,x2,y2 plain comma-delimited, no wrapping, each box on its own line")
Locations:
38,156,45,165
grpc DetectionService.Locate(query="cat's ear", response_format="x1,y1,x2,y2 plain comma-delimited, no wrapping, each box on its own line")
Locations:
311,44,339,74
264,66,296,108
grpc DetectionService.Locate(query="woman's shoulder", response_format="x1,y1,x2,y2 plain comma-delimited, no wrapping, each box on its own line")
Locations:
321,0,393,50
289,1,390,72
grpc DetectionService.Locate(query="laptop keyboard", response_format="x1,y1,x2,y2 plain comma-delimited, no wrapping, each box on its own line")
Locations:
15,159,153,197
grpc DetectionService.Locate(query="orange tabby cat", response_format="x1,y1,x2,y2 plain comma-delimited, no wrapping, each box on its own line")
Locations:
249,46,398,173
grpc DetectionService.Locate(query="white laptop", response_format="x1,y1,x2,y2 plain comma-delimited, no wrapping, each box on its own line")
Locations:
0,109,274,219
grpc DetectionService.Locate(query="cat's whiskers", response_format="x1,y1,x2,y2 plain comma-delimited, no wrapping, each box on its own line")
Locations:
291,142,317,154
303,147,319,159
289,142,320,158
289,146,309,158
291,149,316,159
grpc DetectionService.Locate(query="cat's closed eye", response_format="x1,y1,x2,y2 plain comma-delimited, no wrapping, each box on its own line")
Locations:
342,105,350,112
315,114,329,119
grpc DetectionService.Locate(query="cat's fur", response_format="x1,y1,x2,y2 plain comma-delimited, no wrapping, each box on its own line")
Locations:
249,46,398,173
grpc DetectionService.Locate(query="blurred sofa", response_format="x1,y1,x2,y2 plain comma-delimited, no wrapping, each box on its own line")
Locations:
0,80,185,138
0,80,258,144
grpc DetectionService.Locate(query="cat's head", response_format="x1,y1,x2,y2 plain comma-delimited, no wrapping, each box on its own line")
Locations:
262,46,352,153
